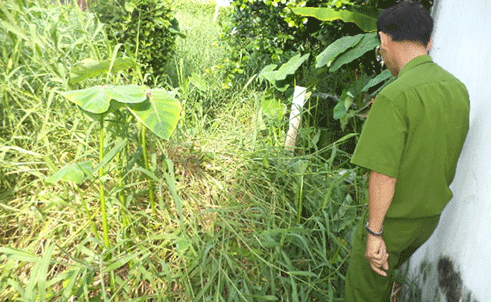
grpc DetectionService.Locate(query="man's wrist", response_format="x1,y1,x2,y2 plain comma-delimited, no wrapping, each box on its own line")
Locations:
365,221,383,236
368,222,383,233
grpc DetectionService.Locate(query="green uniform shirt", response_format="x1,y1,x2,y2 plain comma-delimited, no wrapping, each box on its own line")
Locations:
351,55,470,218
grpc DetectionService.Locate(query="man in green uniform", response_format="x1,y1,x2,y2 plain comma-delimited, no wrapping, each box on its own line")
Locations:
344,2,470,301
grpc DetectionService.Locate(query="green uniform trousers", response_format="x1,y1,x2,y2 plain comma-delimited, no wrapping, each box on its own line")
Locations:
345,211,440,302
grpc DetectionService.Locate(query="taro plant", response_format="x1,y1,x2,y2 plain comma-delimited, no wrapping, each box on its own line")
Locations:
255,5,396,149
48,82,181,249
312,31,394,130
292,6,388,130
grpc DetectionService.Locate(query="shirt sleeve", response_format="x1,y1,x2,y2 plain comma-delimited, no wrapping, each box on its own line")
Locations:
351,94,407,178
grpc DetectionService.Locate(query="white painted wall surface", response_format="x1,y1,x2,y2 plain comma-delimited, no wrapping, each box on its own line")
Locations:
404,0,491,301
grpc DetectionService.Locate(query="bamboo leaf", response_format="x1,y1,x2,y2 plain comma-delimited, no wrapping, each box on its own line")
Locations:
136,264,158,292
61,269,84,299
46,268,83,290
163,158,184,226
133,167,160,183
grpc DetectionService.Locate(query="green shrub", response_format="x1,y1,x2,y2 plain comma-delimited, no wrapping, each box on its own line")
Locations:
91,0,179,82
220,0,322,86
220,0,378,84
222,0,434,153
221,0,433,85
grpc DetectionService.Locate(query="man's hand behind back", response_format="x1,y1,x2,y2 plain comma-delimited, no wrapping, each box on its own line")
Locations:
365,235,389,277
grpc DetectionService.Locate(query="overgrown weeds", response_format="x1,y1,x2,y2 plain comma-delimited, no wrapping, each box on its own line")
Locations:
0,0,367,300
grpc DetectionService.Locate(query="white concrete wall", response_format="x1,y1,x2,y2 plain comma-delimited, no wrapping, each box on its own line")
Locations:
403,0,491,301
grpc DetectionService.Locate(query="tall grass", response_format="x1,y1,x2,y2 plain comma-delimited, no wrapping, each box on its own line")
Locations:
0,0,367,300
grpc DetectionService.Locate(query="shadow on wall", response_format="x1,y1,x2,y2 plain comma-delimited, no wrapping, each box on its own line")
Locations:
400,256,478,302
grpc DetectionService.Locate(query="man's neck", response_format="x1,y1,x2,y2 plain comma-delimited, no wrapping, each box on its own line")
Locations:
393,43,429,76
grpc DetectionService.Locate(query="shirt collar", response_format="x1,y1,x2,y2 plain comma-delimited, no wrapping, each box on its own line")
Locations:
398,55,433,77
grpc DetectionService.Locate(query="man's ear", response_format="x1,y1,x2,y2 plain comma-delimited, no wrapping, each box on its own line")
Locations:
379,32,391,46
426,37,434,53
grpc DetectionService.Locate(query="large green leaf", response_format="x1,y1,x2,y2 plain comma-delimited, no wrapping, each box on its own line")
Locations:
333,90,354,120
330,33,379,72
258,53,310,91
62,86,111,114
258,64,278,84
291,6,382,32
315,34,364,69
127,89,181,140
258,53,310,83
362,69,393,92
70,57,135,84
46,161,94,184
271,53,310,82
106,85,148,104
61,85,147,114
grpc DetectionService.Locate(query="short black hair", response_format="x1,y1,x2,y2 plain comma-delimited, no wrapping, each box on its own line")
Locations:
377,1,433,47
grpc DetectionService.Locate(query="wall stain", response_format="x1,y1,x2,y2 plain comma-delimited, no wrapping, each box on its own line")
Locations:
437,257,462,302
400,255,480,302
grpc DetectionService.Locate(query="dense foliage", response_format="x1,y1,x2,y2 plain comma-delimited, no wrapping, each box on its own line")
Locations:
223,0,433,74
224,0,378,61
0,0,435,300
222,0,433,154
0,0,109,149
0,0,367,300
91,0,179,82
221,0,376,79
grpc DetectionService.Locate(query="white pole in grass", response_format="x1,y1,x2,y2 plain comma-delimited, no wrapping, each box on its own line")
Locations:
401,0,491,301
285,86,308,152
